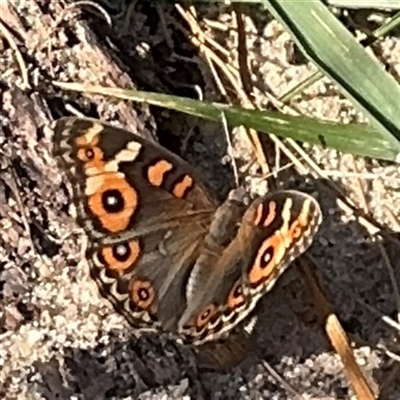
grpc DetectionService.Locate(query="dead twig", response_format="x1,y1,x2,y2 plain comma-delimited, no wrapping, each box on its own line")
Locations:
299,255,378,400
175,4,270,175
37,0,112,52
0,19,29,89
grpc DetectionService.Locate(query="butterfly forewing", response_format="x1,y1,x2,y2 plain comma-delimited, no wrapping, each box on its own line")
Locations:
54,117,215,332
53,117,216,242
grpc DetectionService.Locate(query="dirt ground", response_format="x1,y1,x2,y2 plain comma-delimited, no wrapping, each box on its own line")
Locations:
1,2,400,399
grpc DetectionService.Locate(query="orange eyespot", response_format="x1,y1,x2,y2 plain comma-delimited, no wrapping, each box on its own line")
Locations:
87,174,138,233
75,132,105,170
262,247,274,265
232,282,242,297
227,280,246,309
101,240,140,273
196,304,217,328
290,220,303,239
247,235,282,286
130,279,155,312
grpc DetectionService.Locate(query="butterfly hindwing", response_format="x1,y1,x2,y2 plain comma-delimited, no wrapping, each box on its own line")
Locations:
177,190,322,345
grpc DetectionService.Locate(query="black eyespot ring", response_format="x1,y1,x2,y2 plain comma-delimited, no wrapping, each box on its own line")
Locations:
102,189,125,213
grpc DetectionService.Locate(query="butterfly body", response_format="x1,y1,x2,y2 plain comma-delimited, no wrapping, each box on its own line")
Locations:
53,117,322,346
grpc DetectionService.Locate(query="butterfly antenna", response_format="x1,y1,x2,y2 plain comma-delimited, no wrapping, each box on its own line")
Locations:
220,111,240,188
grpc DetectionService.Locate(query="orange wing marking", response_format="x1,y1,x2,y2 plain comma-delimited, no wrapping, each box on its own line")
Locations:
147,160,173,187
102,240,140,272
172,175,193,199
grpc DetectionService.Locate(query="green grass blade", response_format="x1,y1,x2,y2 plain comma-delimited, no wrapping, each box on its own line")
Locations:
326,0,400,10
264,0,400,149
53,82,400,162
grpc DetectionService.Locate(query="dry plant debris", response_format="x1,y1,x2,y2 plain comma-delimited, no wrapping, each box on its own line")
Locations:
1,2,399,399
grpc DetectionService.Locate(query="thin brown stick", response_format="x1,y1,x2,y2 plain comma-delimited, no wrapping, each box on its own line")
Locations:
0,19,29,89
175,5,270,175
234,5,253,96
262,360,305,400
233,5,272,178
299,256,377,400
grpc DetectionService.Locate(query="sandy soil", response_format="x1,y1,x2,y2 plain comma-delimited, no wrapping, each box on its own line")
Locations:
1,2,399,399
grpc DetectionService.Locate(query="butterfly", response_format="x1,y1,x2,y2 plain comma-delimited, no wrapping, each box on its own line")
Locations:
53,116,322,347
